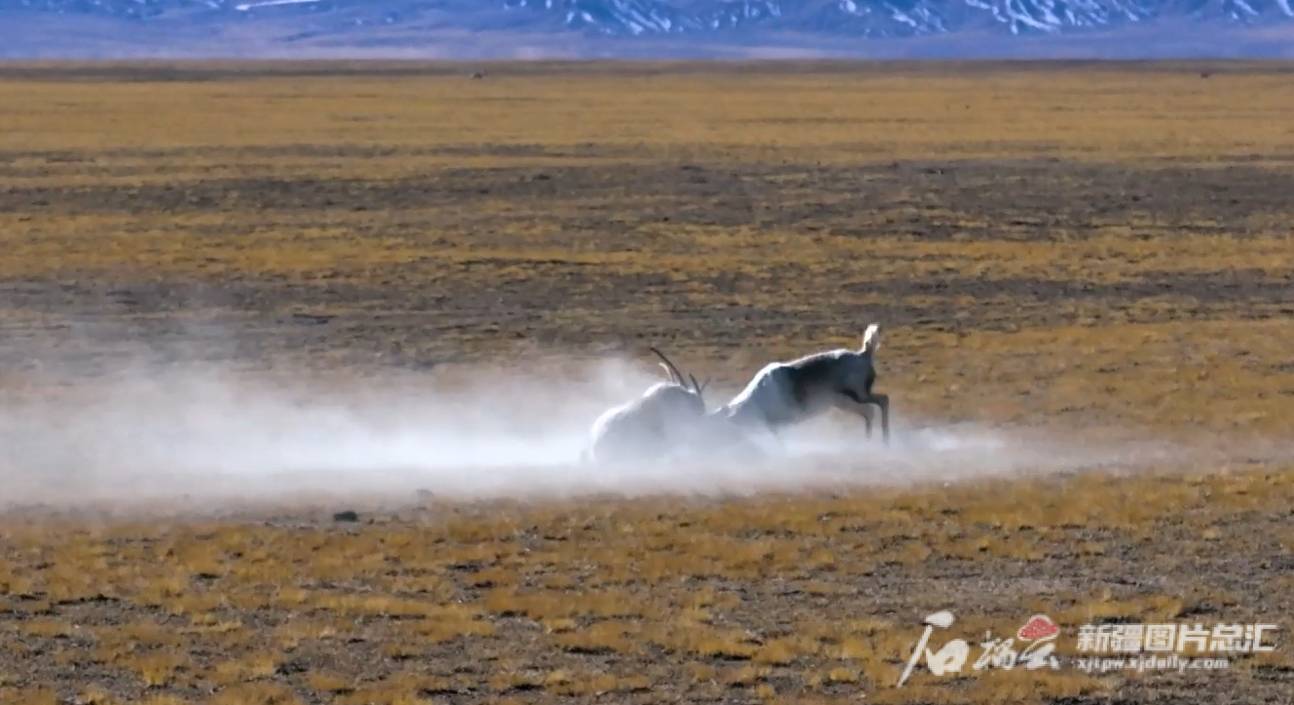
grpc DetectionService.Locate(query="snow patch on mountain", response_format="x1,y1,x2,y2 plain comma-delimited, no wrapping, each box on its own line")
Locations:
2,0,1292,38
495,0,1293,36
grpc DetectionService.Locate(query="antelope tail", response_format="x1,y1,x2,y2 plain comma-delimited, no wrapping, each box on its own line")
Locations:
861,323,882,354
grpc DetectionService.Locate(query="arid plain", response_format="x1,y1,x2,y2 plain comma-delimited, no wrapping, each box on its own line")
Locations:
1,61,1293,705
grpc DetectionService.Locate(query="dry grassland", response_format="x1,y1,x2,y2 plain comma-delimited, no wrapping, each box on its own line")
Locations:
1,60,1293,704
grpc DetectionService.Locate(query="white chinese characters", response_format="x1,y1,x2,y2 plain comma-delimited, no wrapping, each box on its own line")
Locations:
898,611,1061,687
900,612,1280,686
1075,623,1277,654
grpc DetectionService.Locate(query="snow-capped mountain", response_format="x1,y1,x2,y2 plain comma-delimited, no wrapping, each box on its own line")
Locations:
500,0,1294,37
3,0,1292,38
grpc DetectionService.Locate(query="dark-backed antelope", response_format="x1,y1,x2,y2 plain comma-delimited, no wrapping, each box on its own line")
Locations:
715,323,890,446
581,347,712,464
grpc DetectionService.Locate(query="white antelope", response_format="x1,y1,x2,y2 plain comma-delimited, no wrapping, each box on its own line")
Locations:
714,323,890,447
580,347,712,465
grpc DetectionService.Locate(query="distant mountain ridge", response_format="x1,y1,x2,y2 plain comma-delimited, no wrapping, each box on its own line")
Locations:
5,0,1293,39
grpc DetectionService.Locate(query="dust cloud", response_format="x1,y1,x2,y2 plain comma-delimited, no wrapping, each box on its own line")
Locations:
0,326,1200,517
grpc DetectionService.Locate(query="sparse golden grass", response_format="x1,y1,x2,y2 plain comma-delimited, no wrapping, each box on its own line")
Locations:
2,60,1293,704
3,466,1291,702
1,69,1292,443
3,62,1294,163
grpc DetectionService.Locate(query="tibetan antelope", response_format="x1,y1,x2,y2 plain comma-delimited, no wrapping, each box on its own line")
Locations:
581,347,712,465
715,323,890,447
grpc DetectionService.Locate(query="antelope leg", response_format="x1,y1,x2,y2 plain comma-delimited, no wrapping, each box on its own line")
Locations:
870,393,890,445
835,393,887,445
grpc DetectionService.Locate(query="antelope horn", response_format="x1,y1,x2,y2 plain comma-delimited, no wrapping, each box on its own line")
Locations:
694,375,712,404
648,346,686,386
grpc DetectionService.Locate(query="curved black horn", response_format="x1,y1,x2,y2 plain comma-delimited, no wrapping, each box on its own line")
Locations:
648,346,685,385
657,362,674,381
